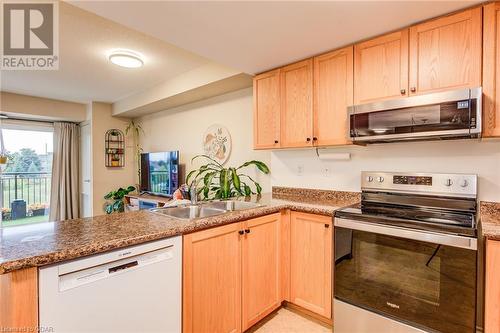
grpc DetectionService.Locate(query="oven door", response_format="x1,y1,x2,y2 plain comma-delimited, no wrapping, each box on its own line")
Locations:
334,218,477,333
349,88,481,142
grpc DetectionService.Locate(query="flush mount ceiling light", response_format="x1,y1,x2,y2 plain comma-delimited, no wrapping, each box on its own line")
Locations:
108,50,144,68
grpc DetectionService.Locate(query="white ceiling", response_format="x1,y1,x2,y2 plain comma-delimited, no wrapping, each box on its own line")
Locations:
1,2,210,103
71,0,483,75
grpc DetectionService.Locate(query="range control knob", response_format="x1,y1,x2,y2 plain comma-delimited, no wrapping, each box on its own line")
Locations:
366,176,374,182
460,179,468,188
377,176,385,183
444,179,453,187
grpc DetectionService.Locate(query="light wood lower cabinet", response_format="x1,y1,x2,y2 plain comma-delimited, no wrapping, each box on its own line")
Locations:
289,211,332,319
242,214,282,330
485,239,500,333
183,222,243,333
0,268,38,330
183,213,282,333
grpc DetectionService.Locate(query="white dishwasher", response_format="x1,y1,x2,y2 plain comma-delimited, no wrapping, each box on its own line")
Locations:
39,236,182,333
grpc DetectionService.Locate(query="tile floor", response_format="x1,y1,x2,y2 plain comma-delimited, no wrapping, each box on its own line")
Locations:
251,308,331,333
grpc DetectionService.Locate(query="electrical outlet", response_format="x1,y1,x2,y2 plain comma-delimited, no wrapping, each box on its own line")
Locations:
323,166,331,177
297,164,304,176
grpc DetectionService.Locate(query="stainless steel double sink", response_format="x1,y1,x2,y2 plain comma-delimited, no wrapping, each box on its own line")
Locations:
150,200,263,220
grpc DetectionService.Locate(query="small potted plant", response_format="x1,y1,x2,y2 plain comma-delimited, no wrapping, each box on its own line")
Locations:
29,203,48,216
0,154,7,165
1,207,11,221
104,186,136,214
111,155,120,167
109,130,120,142
186,155,270,200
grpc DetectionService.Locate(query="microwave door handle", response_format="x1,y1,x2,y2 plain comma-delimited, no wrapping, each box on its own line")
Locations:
334,218,477,250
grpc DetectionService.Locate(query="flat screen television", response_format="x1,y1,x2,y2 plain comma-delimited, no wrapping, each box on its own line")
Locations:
140,151,179,196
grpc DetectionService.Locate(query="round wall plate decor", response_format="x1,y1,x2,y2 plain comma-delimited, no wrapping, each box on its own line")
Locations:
203,124,231,165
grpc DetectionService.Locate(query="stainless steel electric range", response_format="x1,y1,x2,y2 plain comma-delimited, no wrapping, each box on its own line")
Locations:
334,172,481,333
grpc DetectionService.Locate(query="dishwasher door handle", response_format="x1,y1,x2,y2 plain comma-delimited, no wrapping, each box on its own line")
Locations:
109,260,138,274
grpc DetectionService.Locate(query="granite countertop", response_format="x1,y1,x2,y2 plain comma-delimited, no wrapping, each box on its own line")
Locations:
480,201,500,241
0,188,360,274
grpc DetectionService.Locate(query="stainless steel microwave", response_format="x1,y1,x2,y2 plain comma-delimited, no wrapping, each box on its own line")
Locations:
348,87,482,144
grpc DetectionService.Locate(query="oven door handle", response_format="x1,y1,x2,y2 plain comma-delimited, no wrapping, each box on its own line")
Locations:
334,218,477,250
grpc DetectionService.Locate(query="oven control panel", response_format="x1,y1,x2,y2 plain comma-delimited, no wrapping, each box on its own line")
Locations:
393,175,432,186
361,172,477,198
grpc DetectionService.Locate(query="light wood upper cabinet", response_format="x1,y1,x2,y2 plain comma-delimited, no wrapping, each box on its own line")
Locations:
280,59,314,148
313,46,354,146
354,29,409,104
485,239,500,333
483,2,500,138
409,7,482,95
242,213,282,331
183,223,243,333
289,211,332,319
253,69,281,149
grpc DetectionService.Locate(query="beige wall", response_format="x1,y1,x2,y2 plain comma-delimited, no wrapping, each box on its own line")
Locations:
271,139,500,202
139,87,271,193
90,102,135,214
0,92,86,122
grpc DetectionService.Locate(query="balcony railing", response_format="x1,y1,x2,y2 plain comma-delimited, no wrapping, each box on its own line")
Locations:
1,172,51,210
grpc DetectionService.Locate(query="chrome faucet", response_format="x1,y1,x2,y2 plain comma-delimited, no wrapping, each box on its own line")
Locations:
189,180,198,205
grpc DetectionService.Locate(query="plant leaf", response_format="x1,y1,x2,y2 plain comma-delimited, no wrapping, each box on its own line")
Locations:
185,169,197,184
236,160,270,174
255,182,262,195
204,171,216,186
220,168,230,199
244,185,251,196
191,154,223,168
231,168,243,194
104,204,113,214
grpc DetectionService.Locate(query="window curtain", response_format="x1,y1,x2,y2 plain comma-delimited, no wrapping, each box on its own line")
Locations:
49,122,80,221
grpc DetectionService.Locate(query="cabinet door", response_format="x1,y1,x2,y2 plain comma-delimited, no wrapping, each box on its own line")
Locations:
484,2,500,138
241,213,282,331
280,59,314,148
183,223,243,333
314,46,354,146
354,29,409,104
485,239,500,333
0,268,38,330
253,69,281,149
290,212,332,318
409,7,482,95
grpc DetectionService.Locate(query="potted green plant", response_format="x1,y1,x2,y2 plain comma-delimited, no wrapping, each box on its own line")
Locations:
109,130,120,141
29,203,48,216
104,186,136,214
125,120,145,186
1,207,11,221
186,155,270,200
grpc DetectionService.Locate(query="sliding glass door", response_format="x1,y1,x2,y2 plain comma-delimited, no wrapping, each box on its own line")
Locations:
1,120,53,226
